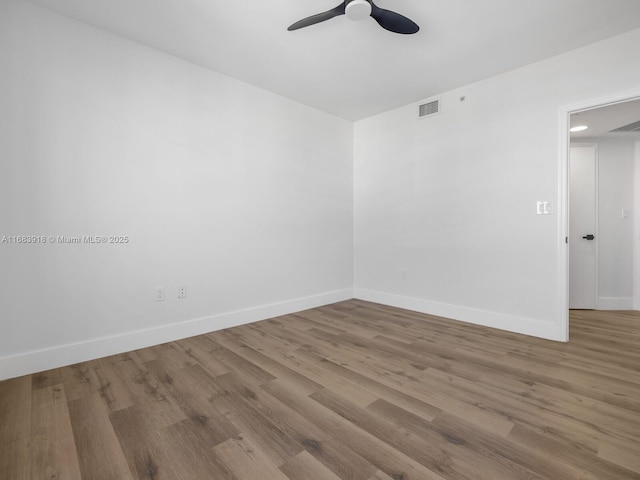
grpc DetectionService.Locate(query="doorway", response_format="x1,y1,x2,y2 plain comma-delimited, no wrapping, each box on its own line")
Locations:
561,94,640,339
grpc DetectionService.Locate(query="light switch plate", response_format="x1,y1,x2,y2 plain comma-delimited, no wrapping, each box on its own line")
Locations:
536,201,552,215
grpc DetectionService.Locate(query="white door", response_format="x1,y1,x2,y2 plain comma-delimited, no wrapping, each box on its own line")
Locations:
569,146,597,309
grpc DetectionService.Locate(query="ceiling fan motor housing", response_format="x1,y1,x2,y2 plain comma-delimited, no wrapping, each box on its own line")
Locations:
346,0,372,20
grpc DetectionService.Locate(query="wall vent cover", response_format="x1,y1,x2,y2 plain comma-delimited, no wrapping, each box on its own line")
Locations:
419,99,440,118
610,119,640,132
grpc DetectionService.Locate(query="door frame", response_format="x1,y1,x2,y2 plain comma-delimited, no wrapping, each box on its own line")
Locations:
558,89,640,342
568,143,599,309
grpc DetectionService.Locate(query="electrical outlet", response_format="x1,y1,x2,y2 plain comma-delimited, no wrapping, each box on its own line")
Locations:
156,287,165,302
401,269,407,280
178,285,187,299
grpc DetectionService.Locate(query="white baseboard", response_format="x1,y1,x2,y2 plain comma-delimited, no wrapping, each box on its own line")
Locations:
354,288,563,342
597,297,634,310
0,288,353,381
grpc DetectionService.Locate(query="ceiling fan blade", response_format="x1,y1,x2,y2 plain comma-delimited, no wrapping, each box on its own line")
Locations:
288,3,346,31
369,2,419,34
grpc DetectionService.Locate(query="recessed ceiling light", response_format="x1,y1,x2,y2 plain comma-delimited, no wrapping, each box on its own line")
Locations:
570,125,589,132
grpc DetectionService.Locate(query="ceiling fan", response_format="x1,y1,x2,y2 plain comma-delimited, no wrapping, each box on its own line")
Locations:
288,0,419,35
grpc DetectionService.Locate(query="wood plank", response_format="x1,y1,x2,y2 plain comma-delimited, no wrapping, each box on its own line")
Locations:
367,472,395,480
598,438,640,475
417,367,602,452
199,336,276,386
213,434,290,480
143,361,240,445
209,373,305,466
507,423,637,480
293,339,515,437
313,388,543,480
226,330,379,408
293,348,442,422
58,361,102,402
178,336,232,377
216,328,324,395
30,385,82,480
0,376,31,480
67,393,134,480
92,359,134,412
97,352,186,430
31,368,63,390
426,409,592,480
262,379,447,480
288,313,349,336
216,373,376,480
109,405,179,480
134,345,158,364
280,450,343,480
155,418,240,479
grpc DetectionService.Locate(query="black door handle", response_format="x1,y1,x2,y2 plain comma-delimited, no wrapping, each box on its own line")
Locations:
582,234,595,240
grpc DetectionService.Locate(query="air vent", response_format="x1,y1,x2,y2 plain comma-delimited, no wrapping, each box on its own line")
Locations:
419,99,440,118
610,120,640,133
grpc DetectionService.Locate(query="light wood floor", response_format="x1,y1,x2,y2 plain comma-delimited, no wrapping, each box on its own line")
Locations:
1,300,640,480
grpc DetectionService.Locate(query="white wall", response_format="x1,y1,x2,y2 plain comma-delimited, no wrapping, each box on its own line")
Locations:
354,27,640,340
0,0,353,379
589,139,634,309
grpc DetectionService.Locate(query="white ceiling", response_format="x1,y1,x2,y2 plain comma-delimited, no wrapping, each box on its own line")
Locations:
26,0,640,121
571,98,640,140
